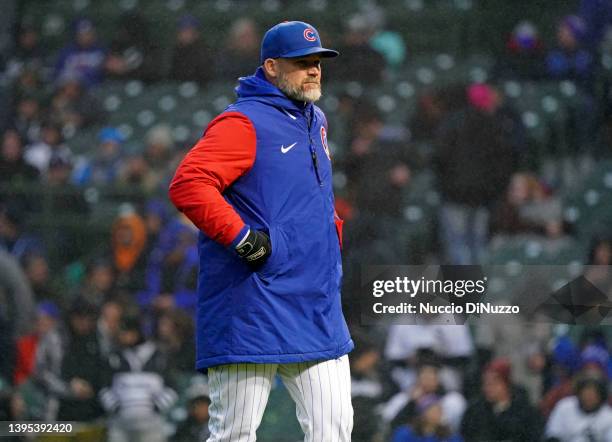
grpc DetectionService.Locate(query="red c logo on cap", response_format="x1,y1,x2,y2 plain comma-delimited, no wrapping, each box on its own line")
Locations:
303,28,316,42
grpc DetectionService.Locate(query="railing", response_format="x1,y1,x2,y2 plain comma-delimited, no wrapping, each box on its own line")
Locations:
0,183,166,266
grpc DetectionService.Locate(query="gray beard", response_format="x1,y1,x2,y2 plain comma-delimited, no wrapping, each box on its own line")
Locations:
277,72,322,103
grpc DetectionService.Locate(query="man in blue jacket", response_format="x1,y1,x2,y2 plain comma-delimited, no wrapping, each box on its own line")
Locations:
169,21,354,441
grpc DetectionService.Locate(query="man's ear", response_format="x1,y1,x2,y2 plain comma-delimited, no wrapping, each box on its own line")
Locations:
263,58,278,81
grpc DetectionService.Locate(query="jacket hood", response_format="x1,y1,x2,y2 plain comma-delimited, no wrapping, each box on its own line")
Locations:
235,67,312,114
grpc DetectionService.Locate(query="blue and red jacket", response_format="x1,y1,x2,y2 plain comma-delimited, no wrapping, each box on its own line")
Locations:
169,67,353,370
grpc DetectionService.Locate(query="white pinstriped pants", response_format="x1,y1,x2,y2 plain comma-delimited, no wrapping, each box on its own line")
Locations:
206,355,353,442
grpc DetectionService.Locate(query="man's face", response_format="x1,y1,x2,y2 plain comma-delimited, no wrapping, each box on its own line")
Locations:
76,29,96,48
578,384,603,412
274,54,322,103
482,371,508,403
417,366,439,394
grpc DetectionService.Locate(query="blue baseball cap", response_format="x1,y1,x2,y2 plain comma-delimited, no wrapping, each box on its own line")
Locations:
260,21,339,64
99,127,124,145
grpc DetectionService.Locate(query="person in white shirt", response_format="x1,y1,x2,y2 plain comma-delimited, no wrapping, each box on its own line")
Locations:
545,372,612,442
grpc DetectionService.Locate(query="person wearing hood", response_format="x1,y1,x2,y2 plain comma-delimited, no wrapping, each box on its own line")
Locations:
72,126,124,186
111,204,147,291
545,372,612,442
460,358,543,442
391,394,463,442
54,18,107,88
0,128,39,185
169,21,353,441
545,15,594,89
99,314,177,442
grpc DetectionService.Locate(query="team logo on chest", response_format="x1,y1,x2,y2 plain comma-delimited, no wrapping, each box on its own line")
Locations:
320,126,331,160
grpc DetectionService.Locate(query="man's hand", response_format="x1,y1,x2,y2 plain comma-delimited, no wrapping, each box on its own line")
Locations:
235,229,271,268
70,378,94,400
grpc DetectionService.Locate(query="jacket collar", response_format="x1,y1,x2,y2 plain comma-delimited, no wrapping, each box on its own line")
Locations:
235,67,313,116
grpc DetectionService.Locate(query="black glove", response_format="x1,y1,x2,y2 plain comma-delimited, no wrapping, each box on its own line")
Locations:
235,229,271,268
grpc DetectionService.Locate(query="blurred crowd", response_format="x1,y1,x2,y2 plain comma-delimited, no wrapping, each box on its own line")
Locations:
1,0,612,441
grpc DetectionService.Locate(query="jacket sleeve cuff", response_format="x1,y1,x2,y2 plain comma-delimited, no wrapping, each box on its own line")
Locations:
229,224,251,249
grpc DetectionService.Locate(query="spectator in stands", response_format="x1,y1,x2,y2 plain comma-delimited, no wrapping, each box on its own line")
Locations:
409,85,467,142
117,151,167,193
578,0,612,50
577,331,610,378
343,106,413,219
156,308,195,378
12,60,44,97
168,15,213,85
540,336,581,418
474,312,552,405
31,301,64,420
584,235,612,293
588,235,612,266
24,121,71,174
105,12,161,82
328,16,386,84
433,83,516,264
161,241,198,313
172,382,211,442
490,172,564,238
0,204,44,261
492,21,545,81
41,153,90,263
22,253,61,304
80,258,116,307
111,205,147,291
73,126,124,186
143,124,174,191
461,358,543,442
13,318,39,386
391,394,463,442
97,299,123,358
10,384,29,423
45,149,73,186
367,11,407,70
49,72,105,131
545,15,598,156
139,212,197,312
3,22,46,83
11,91,43,145
143,199,169,252
542,330,610,420
546,16,594,91
349,333,385,442
385,357,467,434
54,18,107,88
215,17,260,80
545,372,612,441
0,128,39,184
0,251,35,386
100,314,177,442
384,321,474,393
56,298,106,421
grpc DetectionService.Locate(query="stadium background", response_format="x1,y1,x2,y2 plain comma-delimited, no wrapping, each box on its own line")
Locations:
1,0,612,440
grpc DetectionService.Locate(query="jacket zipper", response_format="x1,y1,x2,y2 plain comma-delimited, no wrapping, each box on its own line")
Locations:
305,106,323,186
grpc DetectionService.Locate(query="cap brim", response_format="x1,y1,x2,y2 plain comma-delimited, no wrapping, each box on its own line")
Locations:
280,46,339,59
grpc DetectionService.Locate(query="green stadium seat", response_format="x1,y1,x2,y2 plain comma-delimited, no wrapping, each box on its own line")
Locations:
257,382,302,441
65,126,101,154
486,235,584,266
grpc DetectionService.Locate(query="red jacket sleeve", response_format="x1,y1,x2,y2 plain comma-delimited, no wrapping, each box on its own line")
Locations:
168,112,256,246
